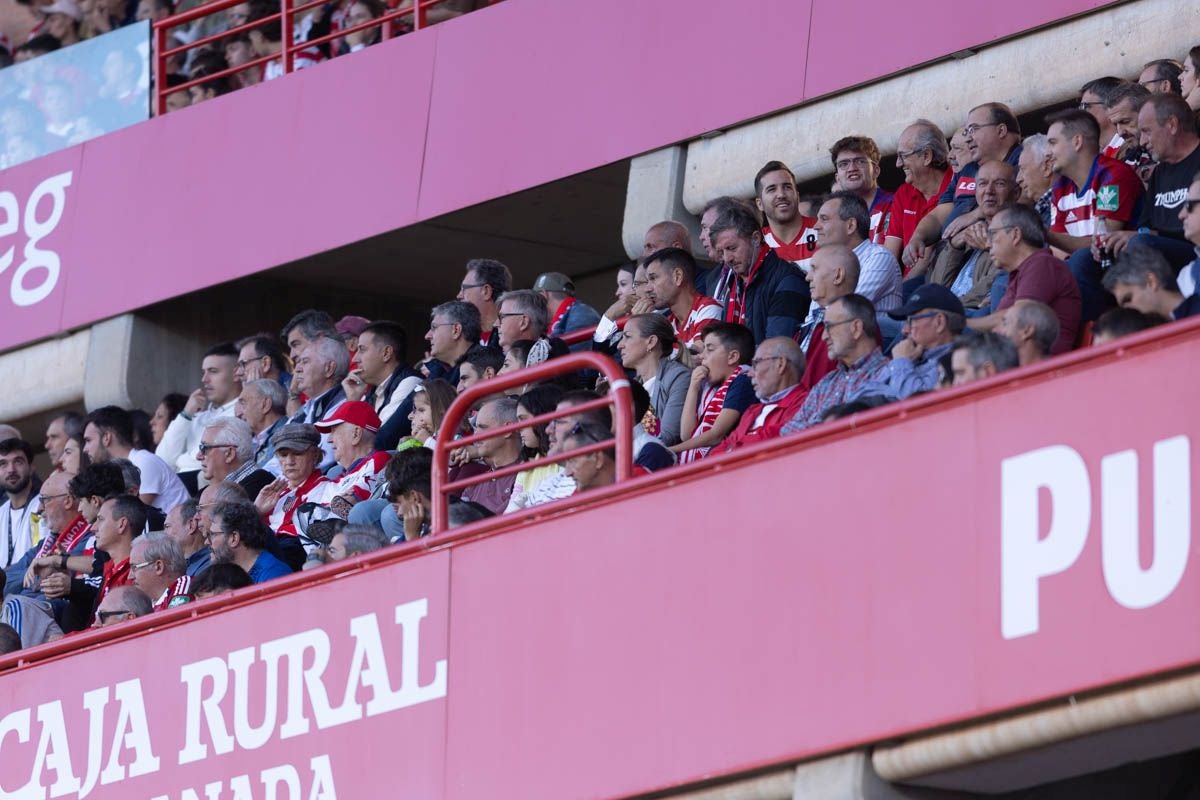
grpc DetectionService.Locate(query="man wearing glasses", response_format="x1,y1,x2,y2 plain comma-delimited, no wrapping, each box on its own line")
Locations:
456,258,512,351
862,285,966,401
128,532,192,611
1177,174,1200,298
714,337,808,454
828,136,894,244
883,120,953,268
93,585,153,628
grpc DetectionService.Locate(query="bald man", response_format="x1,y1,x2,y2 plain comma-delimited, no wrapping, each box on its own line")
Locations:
643,220,691,257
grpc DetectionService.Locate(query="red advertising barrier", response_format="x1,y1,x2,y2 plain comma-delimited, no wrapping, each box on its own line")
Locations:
2,321,1198,798
0,0,1117,354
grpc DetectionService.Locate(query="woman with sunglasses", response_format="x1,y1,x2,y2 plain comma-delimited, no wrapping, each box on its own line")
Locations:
616,314,690,445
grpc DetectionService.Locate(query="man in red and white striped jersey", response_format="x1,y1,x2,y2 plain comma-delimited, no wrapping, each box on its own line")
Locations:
129,532,192,611
755,160,819,273
642,247,722,353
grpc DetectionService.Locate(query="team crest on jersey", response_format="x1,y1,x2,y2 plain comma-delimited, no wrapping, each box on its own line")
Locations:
1096,185,1119,212
168,595,191,608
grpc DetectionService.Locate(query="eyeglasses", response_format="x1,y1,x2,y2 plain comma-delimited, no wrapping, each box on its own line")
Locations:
823,317,855,330
459,282,485,291
96,610,132,624
835,156,871,171
130,559,157,572
567,422,607,444
498,312,526,320
905,311,940,325
962,122,1001,137
39,492,69,502
750,355,784,369
236,356,265,369
985,224,1018,240
895,148,926,163
197,442,235,456
1183,197,1200,214
1077,101,1106,110
631,279,649,288
205,528,230,543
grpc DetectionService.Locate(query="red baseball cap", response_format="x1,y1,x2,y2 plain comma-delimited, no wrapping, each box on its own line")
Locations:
315,401,382,433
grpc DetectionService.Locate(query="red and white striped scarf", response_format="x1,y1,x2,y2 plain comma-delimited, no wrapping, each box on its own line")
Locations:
679,367,747,464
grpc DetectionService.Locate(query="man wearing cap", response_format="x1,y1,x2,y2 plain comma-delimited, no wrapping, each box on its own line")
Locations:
254,424,332,537
314,401,391,519
858,285,966,400
534,272,601,346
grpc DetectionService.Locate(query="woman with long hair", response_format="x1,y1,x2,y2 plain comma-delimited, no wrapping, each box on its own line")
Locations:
616,314,690,445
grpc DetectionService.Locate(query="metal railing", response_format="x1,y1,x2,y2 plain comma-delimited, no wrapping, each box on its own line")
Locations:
431,351,635,533
152,0,502,114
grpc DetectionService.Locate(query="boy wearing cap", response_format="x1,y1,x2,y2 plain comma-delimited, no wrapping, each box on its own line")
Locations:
533,272,601,344
314,401,391,519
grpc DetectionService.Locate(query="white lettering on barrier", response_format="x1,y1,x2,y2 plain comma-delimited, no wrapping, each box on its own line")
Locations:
1001,436,1192,639
0,171,72,307
148,755,337,800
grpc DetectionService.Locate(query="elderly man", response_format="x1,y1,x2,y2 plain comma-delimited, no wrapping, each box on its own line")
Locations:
709,204,810,344
289,334,349,471
84,406,189,514
314,401,390,518
208,501,292,584
129,532,191,610
1102,244,1200,320
797,245,861,389
425,300,481,383
997,299,1060,366
93,586,153,628
343,320,421,450
783,294,890,432
0,439,41,570
4,470,87,611
198,417,275,499
642,248,722,352
968,205,1081,354
829,135,894,243
813,191,902,312
460,397,525,515
862,285,965,400
457,258,512,349
1016,134,1056,227
949,332,1020,386
165,499,210,577
715,337,808,453
254,424,331,538
883,119,953,265
497,289,550,351
534,272,601,344
237,378,287,473
157,342,241,478
643,220,692,256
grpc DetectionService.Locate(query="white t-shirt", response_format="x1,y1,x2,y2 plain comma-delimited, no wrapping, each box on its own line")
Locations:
129,449,191,514
0,495,41,570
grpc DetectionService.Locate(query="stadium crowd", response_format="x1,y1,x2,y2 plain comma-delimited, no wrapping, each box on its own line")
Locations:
4,47,1200,656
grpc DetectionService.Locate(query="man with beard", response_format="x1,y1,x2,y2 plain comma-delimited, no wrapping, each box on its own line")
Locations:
208,501,292,584
755,160,819,273
0,439,41,571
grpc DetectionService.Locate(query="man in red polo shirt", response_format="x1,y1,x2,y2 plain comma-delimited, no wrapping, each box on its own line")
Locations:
91,495,145,606
715,337,808,453
755,160,819,272
884,119,954,271
642,247,722,352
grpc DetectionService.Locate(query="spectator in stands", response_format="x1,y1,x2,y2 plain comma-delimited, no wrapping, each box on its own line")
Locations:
247,0,322,79
497,289,550,352
196,481,248,542
1,572,61,648
84,407,189,514
208,501,292,583
93,586,152,628
714,337,807,453
327,525,387,561
864,285,965,400
158,342,242,480
14,35,61,64
342,322,416,451
0,439,41,571
335,316,370,361
1016,134,1056,226
66,463,124,534
884,119,953,265
237,378,287,472
1091,307,1168,345
315,401,389,518
1044,108,1145,323
136,0,174,24
643,220,692,257
43,412,82,472
1104,82,1154,168
130,410,156,452
1102,244,1200,319
532,272,601,344
797,245,862,387
68,495,149,616
709,203,809,344
755,160,817,272
1106,95,1200,268
561,422,616,494
129,532,191,611
190,563,252,599
198,417,275,499
617,314,689,445
996,299,1059,366
925,161,1016,314
407,379,455,448
424,300,480,383
698,197,745,303
41,0,82,46
457,259,511,349
1179,46,1200,111
372,446,433,541
456,345,504,395
454,396,521,515
281,309,339,362
949,332,1019,386
149,394,187,449
829,136,894,243
642,247,722,352
968,205,1081,354
1178,173,1200,297
162,74,192,114
1139,59,1183,95
947,128,972,174
165,499,210,578
188,56,234,105
814,191,902,313
223,33,262,90
254,424,331,537
1079,77,1128,157
783,294,889,432
234,334,289,386
671,322,756,462
61,430,88,475
5,470,77,609
290,335,349,469
503,384,566,506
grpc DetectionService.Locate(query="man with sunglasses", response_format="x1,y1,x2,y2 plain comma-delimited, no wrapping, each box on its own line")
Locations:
93,585,153,628
1177,174,1200,298
197,417,275,500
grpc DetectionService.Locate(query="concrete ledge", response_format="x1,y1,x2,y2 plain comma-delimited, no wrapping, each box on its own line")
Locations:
623,145,699,260
0,329,88,421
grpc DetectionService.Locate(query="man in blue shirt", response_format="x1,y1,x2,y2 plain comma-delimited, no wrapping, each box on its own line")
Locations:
208,501,292,585
859,285,965,401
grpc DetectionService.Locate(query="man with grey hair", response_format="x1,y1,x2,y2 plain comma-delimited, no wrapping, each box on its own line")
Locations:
327,525,388,562
883,119,953,264
866,285,966,400
533,272,601,345
424,300,480,384
460,396,525,515
968,205,1081,354
129,532,191,611
714,337,808,453
997,299,1060,366
237,378,286,473
198,417,275,499
457,258,512,350
289,334,349,471
1016,134,1056,226
1102,244,1200,320
497,289,550,350
280,309,339,362
165,499,210,577
813,191,902,313
93,585,153,628
949,332,1019,386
